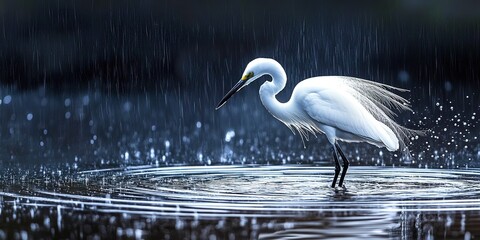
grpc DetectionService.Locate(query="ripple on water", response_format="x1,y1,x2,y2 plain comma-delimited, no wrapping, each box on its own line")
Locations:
2,165,480,239
2,165,480,218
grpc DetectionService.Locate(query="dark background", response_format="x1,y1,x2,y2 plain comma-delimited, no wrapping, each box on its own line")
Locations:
0,0,478,169
1,0,480,96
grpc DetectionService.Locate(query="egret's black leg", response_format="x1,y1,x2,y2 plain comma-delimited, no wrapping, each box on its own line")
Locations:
331,149,341,188
335,142,350,187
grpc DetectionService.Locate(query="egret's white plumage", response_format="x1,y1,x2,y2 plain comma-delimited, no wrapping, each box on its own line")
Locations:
216,58,422,187
266,77,406,150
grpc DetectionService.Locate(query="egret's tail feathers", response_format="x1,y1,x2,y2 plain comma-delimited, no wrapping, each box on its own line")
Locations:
376,121,399,151
342,77,412,118
340,77,424,154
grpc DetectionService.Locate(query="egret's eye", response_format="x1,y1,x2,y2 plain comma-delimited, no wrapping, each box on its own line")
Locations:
241,72,254,81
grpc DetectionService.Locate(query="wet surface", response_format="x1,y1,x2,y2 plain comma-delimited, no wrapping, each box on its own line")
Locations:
0,87,477,239
1,165,479,239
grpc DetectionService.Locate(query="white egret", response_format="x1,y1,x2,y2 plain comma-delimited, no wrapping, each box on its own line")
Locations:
216,58,421,188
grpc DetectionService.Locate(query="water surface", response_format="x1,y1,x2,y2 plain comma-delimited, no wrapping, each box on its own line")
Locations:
1,165,478,239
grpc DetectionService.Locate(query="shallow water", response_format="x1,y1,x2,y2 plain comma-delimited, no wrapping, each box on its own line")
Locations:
0,86,477,239
1,165,479,239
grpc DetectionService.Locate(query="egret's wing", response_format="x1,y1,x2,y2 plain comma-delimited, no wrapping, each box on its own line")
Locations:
302,88,399,151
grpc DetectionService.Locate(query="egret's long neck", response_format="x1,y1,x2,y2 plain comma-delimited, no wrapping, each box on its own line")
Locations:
259,62,291,120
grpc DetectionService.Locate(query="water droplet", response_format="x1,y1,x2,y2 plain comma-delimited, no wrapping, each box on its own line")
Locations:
398,70,410,82
82,95,90,106
150,148,155,158
64,98,71,107
444,81,453,91
225,130,236,142
123,101,132,112
3,95,11,104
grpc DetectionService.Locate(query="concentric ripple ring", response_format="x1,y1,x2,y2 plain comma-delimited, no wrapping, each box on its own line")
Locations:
2,165,479,219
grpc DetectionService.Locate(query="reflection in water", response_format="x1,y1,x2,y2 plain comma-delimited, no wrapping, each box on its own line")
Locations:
258,211,399,239
0,165,479,239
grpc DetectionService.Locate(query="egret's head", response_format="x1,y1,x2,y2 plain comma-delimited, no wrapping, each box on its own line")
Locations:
215,58,271,109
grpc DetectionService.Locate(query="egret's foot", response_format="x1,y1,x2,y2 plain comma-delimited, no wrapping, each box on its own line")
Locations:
332,186,349,200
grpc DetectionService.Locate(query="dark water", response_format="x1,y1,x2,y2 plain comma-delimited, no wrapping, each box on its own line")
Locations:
1,165,480,239
0,83,478,239
0,86,478,239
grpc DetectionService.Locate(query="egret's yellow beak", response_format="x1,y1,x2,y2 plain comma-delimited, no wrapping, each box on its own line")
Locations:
215,79,247,110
